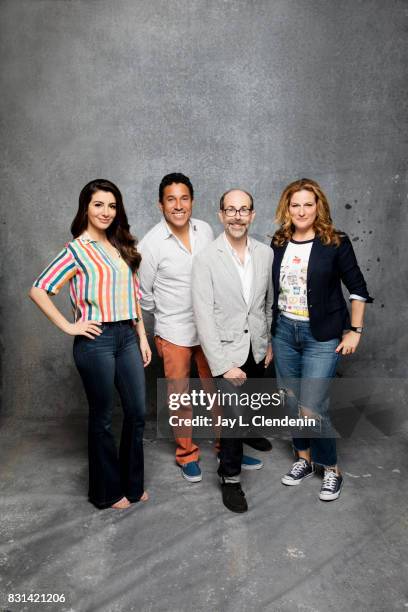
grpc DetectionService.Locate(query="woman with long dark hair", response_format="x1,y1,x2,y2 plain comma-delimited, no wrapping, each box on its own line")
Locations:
30,179,151,509
271,178,373,501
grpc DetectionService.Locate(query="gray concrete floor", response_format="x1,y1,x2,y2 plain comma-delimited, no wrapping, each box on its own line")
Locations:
0,417,407,612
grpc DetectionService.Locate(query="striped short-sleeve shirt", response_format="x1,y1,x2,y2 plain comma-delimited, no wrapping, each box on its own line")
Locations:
33,234,142,322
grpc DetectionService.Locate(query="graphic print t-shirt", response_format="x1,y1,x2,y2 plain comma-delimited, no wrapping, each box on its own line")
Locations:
278,239,314,320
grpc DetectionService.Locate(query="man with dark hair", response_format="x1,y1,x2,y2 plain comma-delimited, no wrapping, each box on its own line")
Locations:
158,172,194,204
138,173,211,482
192,188,273,512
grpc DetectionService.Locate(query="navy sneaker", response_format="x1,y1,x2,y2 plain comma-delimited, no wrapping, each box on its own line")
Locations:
319,468,343,501
281,458,315,486
217,454,263,470
179,461,202,483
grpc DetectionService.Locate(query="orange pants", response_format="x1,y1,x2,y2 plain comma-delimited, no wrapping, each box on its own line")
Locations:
155,336,220,464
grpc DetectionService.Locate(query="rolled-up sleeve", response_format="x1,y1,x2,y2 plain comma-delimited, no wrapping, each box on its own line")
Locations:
349,294,366,302
338,235,373,303
33,246,77,295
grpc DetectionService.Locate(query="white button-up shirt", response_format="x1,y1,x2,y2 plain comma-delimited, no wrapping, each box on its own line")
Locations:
138,218,214,346
223,233,254,305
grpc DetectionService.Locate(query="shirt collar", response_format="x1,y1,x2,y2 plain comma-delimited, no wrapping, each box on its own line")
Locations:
161,217,195,239
223,232,252,255
78,231,97,243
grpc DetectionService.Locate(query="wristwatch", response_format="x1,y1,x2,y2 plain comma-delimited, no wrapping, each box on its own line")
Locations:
350,326,363,334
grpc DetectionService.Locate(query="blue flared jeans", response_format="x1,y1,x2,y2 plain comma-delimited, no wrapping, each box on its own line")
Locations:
73,321,146,508
272,314,340,467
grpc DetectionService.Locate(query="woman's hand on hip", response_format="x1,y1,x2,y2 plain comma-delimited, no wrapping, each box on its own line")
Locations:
65,321,102,339
336,331,361,355
139,335,152,367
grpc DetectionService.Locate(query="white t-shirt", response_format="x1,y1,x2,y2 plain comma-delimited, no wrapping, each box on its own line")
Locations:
278,239,313,320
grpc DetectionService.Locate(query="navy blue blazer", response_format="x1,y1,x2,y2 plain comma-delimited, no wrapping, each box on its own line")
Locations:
271,234,373,341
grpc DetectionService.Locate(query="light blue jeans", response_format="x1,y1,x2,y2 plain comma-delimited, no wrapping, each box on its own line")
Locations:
272,314,340,467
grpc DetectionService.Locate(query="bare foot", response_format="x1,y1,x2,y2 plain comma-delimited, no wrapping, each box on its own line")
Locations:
140,491,149,502
111,496,131,509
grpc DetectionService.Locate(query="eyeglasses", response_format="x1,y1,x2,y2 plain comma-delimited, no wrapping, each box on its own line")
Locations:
222,207,253,217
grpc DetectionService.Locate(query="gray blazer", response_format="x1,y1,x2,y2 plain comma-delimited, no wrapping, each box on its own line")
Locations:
192,233,274,376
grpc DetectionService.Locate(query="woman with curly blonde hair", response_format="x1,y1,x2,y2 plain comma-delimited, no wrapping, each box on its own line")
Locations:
270,178,373,501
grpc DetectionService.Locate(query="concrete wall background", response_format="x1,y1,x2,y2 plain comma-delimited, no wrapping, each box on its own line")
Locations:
1,0,407,417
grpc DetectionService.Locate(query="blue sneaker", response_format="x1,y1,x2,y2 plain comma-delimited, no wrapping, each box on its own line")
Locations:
241,454,263,470
217,454,263,470
179,461,202,482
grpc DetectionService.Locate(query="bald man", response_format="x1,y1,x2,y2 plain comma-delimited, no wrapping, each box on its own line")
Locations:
192,189,274,513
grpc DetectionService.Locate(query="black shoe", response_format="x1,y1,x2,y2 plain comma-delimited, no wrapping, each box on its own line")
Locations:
220,480,248,513
244,437,272,452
